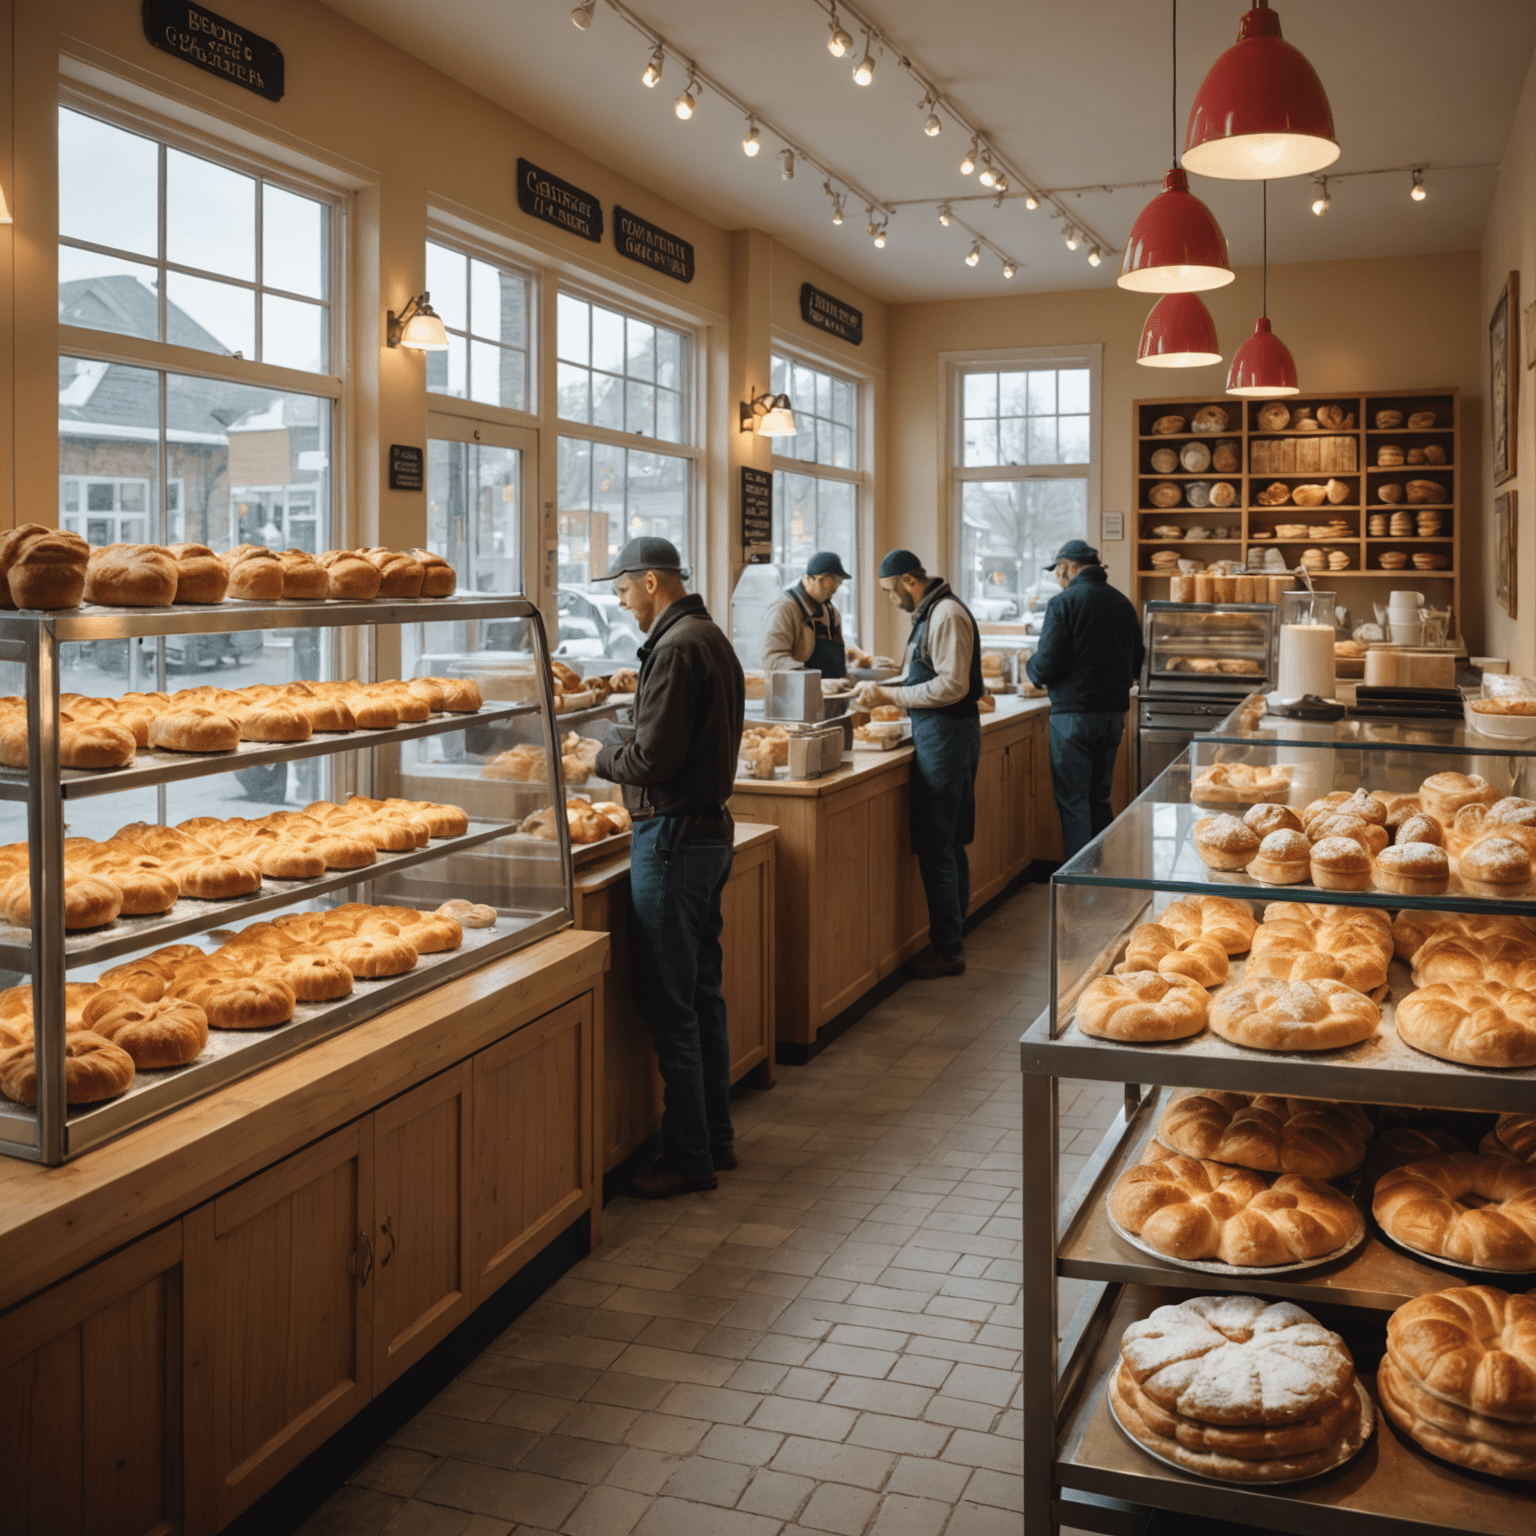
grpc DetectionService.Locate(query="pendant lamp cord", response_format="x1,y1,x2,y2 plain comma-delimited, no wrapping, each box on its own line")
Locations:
1262,180,1268,317
1171,0,1178,164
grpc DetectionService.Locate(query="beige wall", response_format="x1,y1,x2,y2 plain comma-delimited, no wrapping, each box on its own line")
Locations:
884,250,1483,658
1481,45,1536,672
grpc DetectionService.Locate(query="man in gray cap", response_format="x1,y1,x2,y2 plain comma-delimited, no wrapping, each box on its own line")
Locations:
760,550,852,677
591,536,746,1198
1026,539,1143,859
854,549,984,979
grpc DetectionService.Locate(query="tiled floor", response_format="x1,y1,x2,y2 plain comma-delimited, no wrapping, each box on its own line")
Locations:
304,882,1121,1536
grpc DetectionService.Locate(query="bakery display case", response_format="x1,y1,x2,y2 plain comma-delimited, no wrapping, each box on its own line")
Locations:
1019,738,1536,1535
0,593,574,1165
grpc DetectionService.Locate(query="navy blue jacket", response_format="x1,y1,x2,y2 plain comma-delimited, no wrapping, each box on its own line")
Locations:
1026,567,1144,714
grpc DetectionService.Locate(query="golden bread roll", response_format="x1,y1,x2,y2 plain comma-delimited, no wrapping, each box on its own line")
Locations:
1151,414,1186,434
1490,1115,1536,1162
166,852,262,900
1248,829,1311,885
326,933,419,977
0,1030,135,1105
1210,977,1380,1051
278,548,329,599
83,543,178,606
226,701,312,743
360,547,425,597
80,991,208,1068
61,694,151,747
318,549,383,600
1193,814,1260,871
1242,803,1303,839
410,549,457,597
1076,971,1209,1042
0,524,90,610
1157,895,1256,955
1459,836,1533,896
220,544,285,600
1115,924,1228,987
69,849,179,915
1374,1155,1536,1270
422,675,482,712
166,543,230,604
171,969,295,1029
436,899,497,929
1191,763,1292,807
353,905,462,953
1394,812,1442,847
279,683,355,733
1158,1091,1370,1178
1397,982,1536,1068
1308,836,1371,891
0,980,104,1033
1307,813,1388,857
0,869,122,930
219,939,355,1001
0,716,137,771
404,677,445,712
148,707,241,753
591,800,632,832
1372,841,1450,896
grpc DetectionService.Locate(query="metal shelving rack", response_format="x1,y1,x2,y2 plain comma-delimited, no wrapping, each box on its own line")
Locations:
1020,733,1536,1536
1,592,574,1166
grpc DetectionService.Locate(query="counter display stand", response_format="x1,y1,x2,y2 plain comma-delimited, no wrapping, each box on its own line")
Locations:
1020,732,1536,1536
0,593,573,1165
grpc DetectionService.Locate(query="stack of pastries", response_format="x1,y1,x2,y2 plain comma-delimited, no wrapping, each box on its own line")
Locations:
520,796,632,845
1112,1295,1365,1480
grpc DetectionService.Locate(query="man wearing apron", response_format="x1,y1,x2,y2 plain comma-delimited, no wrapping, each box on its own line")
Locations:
855,549,984,979
760,550,851,677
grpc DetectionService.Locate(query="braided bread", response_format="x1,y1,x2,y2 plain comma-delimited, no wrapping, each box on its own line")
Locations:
1157,895,1256,955
0,1030,135,1104
1076,971,1210,1041
1385,1286,1536,1425
1247,910,1391,993
1116,924,1228,986
1158,1092,1370,1179
1374,1154,1536,1270
80,990,208,1068
1397,982,1536,1069
1210,977,1380,1052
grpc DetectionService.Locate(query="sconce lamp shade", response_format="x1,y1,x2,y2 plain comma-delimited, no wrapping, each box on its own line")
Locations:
1226,315,1299,396
1183,3,1340,181
758,400,797,437
1138,293,1222,368
399,307,449,351
1118,168,1234,293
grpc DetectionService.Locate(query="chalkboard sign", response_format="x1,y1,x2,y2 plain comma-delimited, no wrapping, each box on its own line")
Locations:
517,158,603,244
388,444,424,492
800,283,863,346
143,0,284,101
742,467,773,564
614,207,694,283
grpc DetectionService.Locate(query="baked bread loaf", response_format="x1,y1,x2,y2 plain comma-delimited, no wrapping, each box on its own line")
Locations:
1159,1092,1370,1178
1191,406,1229,432
0,524,90,609
1374,1155,1536,1270
318,549,383,600
1248,829,1310,884
0,869,122,930
1308,812,1389,856
1309,836,1371,891
1372,841,1449,895
1117,924,1228,986
1191,763,1292,807
1248,908,1391,993
1488,1115,1536,1163
0,1030,135,1104
0,980,105,1034
1148,482,1183,509
1157,895,1257,955
84,544,178,606
1397,982,1536,1069
1377,1348,1536,1479
278,548,330,600
361,548,426,597
171,968,295,1029
1394,813,1443,848
148,707,241,754
0,716,137,771
1243,803,1303,839
167,543,230,604
1460,836,1534,897
1421,772,1498,823
1211,977,1380,1052
1110,1153,1359,1266
79,990,208,1068
411,549,457,597
220,544,285,600
436,899,496,928
1410,926,1536,987
1194,814,1260,871
1151,414,1186,435
1076,971,1210,1042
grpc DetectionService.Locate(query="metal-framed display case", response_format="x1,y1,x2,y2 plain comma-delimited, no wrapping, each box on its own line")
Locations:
0,593,574,1166
1019,724,1536,1536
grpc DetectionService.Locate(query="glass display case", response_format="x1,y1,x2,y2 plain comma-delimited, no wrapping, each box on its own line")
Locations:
1142,601,1276,687
1019,735,1536,1536
0,593,573,1165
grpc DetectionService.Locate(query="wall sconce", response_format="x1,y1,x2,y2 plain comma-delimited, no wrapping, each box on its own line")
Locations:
740,390,796,437
0,185,12,224
387,291,449,350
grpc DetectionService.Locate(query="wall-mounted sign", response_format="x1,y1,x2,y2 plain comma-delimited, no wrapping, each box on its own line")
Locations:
800,283,863,346
613,207,695,284
742,467,773,563
142,1,284,102
517,158,602,244
388,444,424,493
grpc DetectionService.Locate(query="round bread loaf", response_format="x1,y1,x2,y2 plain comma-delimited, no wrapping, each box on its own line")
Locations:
1076,971,1209,1042
83,544,178,606
1248,829,1311,885
1460,836,1533,896
0,716,138,771
70,849,179,915
167,852,262,900
148,707,241,754
172,969,295,1029
1376,1352,1536,1479
1374,1155,1536,1270
1191,763,1292,807
1248,910,1391,992
0,980,104,1032
1159,1092,1370,1178
361,548,426,597
1211,977,1380,1052
0,1030,135,1104
278,548,330,599
1410,927,1536,987
1309,836,1371,891
436,899,496,928
1421,771,1498,823
219,940,354,1002
1397,981,1536,1069
1194,814,1261,871
1243,803,1303,839
411,549,457,597
1394,812,1443,848
231,702,312,744
357,905,464,952
1158,895,1257,955
166,543,230,604
1372,841,1450,895
1116,924,1228,986
403,677,446,712
1308,812,1389,856
0,869,122,930
80,991,208,1068
326,933,420,977
1386,1286,1536,1429
217,833,326,881
318,549,383,600
0,524,90,609
220,544,285,601
378,797,469,838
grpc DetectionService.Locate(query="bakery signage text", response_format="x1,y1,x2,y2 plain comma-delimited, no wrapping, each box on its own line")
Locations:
799,283,863,346
742,467,773,564
613,207,695,284
388,444,424,493
142,1,285,102
517,158,603,244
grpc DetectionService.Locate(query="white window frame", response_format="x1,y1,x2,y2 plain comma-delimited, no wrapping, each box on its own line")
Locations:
944,344,1102,601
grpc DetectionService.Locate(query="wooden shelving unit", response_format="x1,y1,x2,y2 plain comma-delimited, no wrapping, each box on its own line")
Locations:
1132,388,1460,634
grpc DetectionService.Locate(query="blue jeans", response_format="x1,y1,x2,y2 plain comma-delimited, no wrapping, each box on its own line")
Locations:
627,815,735,1175
909,711,983,958
1048,710,1124,860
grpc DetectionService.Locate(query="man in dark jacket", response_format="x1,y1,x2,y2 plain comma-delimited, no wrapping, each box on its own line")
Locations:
594,537,746,1198
1026,539,1144,860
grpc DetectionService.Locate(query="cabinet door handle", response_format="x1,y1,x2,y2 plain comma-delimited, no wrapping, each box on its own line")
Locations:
358,1228,375,1287
380,1216,396,1267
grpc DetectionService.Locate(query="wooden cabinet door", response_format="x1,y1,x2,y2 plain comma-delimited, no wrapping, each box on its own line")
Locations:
373,1063,474,1390
0,1226,182,1536
1004,739,1034,873
184,1122,373,1532
720,842,774,1084
472,995,594,1299
968,739,1009,908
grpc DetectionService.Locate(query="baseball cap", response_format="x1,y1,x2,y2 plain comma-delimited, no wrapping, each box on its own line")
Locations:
807,551,852,579
604,536,688,580
878,548,924,579
1043,538,1100,570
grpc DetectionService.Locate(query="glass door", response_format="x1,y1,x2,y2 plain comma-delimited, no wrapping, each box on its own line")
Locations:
425,415,535,599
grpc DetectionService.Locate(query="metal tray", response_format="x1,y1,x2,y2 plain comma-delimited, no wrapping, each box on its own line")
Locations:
1106,1202,1369,1278
1369,1216,1536,1282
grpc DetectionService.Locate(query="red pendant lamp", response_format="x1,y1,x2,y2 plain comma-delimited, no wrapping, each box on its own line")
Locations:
1184,1,1340,181
1227,183,1299,397
1120,5,1233,294
1139,293,1222,368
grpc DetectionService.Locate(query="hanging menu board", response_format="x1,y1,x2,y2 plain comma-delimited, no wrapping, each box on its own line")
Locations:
517,158,603,243
614,207,695,283
800,283,863,346
143,0,285,101
742,467,773,564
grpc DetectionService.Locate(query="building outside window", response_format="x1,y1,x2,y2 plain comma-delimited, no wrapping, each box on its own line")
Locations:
424,239,531,412
953,357,1096,628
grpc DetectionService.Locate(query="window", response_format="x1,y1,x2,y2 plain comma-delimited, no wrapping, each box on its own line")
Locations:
557,292,686,444
774,354,856,470
424,239,531,411
954,361,1095,624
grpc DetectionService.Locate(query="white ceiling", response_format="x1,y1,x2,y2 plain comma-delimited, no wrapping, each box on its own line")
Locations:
326,0,1536,302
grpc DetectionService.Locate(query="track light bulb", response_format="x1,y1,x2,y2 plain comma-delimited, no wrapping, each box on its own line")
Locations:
872,224,887,248
780,148,795,180
832,200,844,226
853,48,875,86
1311,177,1329,216
960,138,977,176
642,45,664,87
827,11,853,56
1065,228,1079,251
965,242,981,267
1024,192,1039,211
742,119,760,156
923,99,942,137
1003,261,1018,279
938,204,952,227
675,80,697,119
978,159,996,189
1088,246,1102,267
571,0,595,29
1411,168,1426,201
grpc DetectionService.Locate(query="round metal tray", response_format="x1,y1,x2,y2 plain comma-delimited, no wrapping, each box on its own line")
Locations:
1370,1217,1536,1281
1107,1203,1368,1277
1108,1378,1376,1486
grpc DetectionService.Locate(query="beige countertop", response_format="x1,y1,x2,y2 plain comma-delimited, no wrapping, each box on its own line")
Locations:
572,820,778,894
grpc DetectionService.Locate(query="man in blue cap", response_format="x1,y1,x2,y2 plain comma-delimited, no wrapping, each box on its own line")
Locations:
592,536,746,1198
854,549,984,979
1026,539,1143,859
760,550,852,677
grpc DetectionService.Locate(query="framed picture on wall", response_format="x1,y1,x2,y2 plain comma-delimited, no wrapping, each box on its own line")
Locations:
1491,270,1519,485
1496,489,1517,619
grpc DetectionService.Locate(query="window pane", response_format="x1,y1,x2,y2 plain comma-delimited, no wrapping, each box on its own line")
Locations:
625,381,655,437
468,258,501,341
656,388,681,444
427,242,468,333
167,148,255,281
262,294,325,373
592,374,623,431
470,339,524,411
770,353,858,471
1027,371,1055,416
592,307,625,374
60,360,160,551
1058,414,1090,464
997,417,1025,466
963,419,998,467
1026,416,1056,465
626,319,655,382
165,271,254,357
830,424,852,470
263,185,325,299
963,372,996,417
998,371,1028,416
441,334,468,398
557,293,589,364
1059,368,1091,414
657,329,682,392
59,109,158,258
557,361,590,423
959,479,1086,619
58,246,160,340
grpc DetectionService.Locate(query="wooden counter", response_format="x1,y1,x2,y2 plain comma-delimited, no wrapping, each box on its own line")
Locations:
572,822,777,1174
731,697,1131,1050
0,930,608,1536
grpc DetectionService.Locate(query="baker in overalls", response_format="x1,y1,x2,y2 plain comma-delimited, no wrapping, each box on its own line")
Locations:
855,549,984,979
759,550,850,677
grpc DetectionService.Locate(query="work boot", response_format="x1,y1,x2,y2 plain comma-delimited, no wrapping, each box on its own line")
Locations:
628,1160,719,1200
712,1142,738,1171
907,946,966,979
